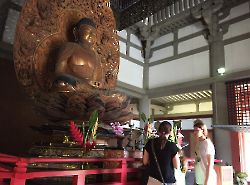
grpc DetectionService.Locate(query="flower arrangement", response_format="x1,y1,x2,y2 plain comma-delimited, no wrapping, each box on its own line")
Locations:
168,120,181,143
140,112,158,143
69,110,99,151
169,120,188,173
110,122,124,136
235,172,248,185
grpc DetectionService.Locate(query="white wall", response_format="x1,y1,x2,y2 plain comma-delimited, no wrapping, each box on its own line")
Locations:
151,104,166,115
199,101,212,112
220,2,250,23
149,46,174,62
152,33,174,48
119,40,126,54
180,118,213,130
178,35,207,53
178,22,205,38
130,33,142,47
224,18,250,40
118,57,143,88
117,30,127,39
225,38,250,73
117,31,145,86
222,10,250,75
168,103,196,114
162,118,213,130
129,46,144,62
168,101,212,114
149,51,210,88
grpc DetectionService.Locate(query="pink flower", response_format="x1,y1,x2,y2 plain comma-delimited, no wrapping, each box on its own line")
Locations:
110,122,124,136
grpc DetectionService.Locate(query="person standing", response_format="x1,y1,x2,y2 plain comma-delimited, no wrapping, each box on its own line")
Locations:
193,119,217,185
143,121,180,185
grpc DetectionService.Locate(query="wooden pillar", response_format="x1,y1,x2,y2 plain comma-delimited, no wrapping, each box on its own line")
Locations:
200,7,232,165
138,95,151,128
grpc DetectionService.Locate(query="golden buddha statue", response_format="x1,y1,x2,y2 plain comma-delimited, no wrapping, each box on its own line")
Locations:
53,18,104,92
14,1,134,124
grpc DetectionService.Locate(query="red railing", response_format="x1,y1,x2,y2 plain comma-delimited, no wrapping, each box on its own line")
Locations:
0,153,140,185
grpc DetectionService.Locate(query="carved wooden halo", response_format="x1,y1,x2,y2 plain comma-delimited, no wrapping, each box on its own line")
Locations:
13,0,119,98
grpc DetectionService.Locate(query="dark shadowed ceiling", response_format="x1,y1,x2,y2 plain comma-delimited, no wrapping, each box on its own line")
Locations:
110,0,179,30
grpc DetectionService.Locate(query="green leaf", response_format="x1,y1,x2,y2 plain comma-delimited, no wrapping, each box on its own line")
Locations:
173,126,177,143
236,172,248,178
89,110,98,126
148,116,154,124
173,120,181,129
84,110,98,143
140,112,147,123
168,135,174,142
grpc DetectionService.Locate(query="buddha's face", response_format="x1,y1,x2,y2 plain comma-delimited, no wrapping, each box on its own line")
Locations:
78,24,97,45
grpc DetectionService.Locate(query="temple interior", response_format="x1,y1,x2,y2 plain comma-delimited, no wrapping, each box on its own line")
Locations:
0,0,250,185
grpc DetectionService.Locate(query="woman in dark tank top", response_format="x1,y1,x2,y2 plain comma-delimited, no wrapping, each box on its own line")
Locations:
143,121,180,185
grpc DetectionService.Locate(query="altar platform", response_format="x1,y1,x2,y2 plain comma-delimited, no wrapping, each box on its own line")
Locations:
0,153,141,185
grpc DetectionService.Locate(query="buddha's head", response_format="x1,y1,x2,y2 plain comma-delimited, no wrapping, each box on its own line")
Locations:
74,18,97,45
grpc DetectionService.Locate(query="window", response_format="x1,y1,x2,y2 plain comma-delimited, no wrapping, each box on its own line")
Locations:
227,79,250,181
227,79,250,125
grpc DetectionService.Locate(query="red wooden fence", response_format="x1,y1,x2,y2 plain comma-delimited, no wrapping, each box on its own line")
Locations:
0,153,140,185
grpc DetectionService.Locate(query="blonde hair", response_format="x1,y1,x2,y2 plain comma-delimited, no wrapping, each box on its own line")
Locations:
193,119,208,137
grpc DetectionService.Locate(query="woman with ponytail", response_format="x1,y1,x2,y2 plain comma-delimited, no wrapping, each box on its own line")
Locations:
143,121,180,185
193,119,217,185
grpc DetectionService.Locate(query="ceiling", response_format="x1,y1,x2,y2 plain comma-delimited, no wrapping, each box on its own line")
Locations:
152,89,212,106
111,0,179,30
